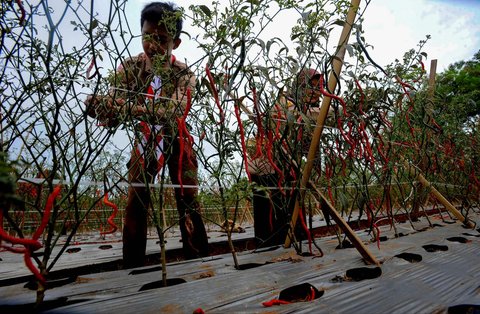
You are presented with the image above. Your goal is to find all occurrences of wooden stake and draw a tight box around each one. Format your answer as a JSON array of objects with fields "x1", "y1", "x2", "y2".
[
  {"x1": 309, "y1": 182, "x2": 380, "y2": 265},
  {"x1": 404, "y1": 158, "x2": 475, "y2": 228},
  {"x1": 411, "y1": 59, "x2": 438, "y2": 216},
  {"x1": 417, "y1": 173, "x2": 475, "y2": 228},
  {"x1": 285, "y1": 0, "x2": 361, "y2": 248},
  {"x1": 427, "y1": 59, "x2": 437, "y2": 101}
]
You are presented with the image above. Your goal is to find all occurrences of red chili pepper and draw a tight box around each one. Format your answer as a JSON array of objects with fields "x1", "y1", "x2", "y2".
[
  {"x1": 430, "y1": 117, "x2": 442, "y2": 133},
  {"x1": 405, "y1": 105, "x2": 416, "y2": 139},
  {"x1": 470, "y1": 169, "x2": 480, "y2": 188},
  {"x1": 266, "y1": 130, "x2": 285, "y2": 195},
  {"x1": 177, "y1": 118, "x2": 185, "y2": 196},
  {"x1": 359, "y1": 121, "x2": 375, "y2": 166},
  {"x1": 0, "y1": 221, "x2": 42, "y2": 250},
  {"x1": 262, "y1": 299, "x2": 291, "y2": 307},
  {"x1": 182, "y1": 88, "x2": 195, "y2": 163},
  {"x1": 289, "y1": 164, "x2": 297, "y2": 183},
  {"x1": 0, "y1": 186, "x2": 61, "y2": 285},
  {"x1": 24, "y1": 249, "x2": 46, "y2": 285},
  {"x1": 176, "y1": 88, "x2": 193, "y2": 196},
  {"x1": 205, "y1": 64, "x2": 225, "y2": 124},
  {"x1": 319, "y1": 76, "x2": 348, "y2": 117},
  {"x1": 376, "y1": 135, "x2": 389, "y2": 166},
  {"x1": 32, "y1": 185, "x2": 61, "y2": 240},
  {"x1": 252, "y1": 87, "x2": 264, "y2": 159},
  {"x1": 100, "y1": 192, "x2": 119, "y2": 235},
  {"x1": 86, "y1": 57, "x2": 97, "y2": 80},
  {"x1": 337, "y1": 117, "x2": 355, "y2": 156},
  {"x1": 396, "y1": 76, "x2": 415, "y2": 108},
  {"x1": 366, "y1": 202, "x2": 380, "y2": 249},
  {"x1": 354, "y1": 79, "x2": 366, "y2": 116},
  {"x1": 15, "y1": 0, "x2": 26, "y2": 25},
  {"x1": 296, "y1": 116, "x2": 304, "y2": 143},
  {"x1": 297, "y1": 206, "x2": 312, "y2": 254},
  {"x1": 1, "y1": 245, "x2": 26, "y2": 253},
  {"x1": 253, "y1": 135, "x2": 264, "y2": 160},
  {"x1": 413, "y1": 58, "x2": 426, "y2": 83},
  {"x1": 380, "y1": 111, "x2": 393, "y2": 130},
  {"x1": 325, "y1": 164, "x2": 335, "y2": 205},
  {"x1": 234, "y1": 104, "x2": 251, "y2": 182},
  {"x1": 273, "y1": 104, "x2": 283, "y2": 140},
  {"x1": 309, "y1": 287, "x2": 316, "y2": 301}
]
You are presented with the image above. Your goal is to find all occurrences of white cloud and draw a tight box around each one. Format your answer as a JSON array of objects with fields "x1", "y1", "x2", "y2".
[{"x1": 362, "y1": 0, "x2": 480, "y2": 71}]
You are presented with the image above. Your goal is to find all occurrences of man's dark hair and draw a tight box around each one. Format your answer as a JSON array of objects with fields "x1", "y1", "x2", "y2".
[{"x1": 141, "y1": 2, "x2": 183, "y2": 39}]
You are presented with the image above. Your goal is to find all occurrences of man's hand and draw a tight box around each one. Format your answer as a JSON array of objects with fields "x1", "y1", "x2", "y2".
[{"x1": 84, "y1": 95, "x2": 125, "y2": 127}]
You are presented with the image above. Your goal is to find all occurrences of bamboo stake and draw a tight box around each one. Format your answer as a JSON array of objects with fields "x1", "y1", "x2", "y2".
[
  {"x1": 406, "y1": 59, "x2": 473, "y2": 228},
  {"x1": 285, "y1": 0, "x2": 361, "y2": 247},
  {"x1": 308, "y1": 182, "x2": 380, "y2": 265},
  {"x1": 411, "y1": 59, "x2": 437, "y2": 216},
  {"x1": 415, "y1": 170, "x2": 475, "y2": 228},
  {"x1": 427, "y1": 59, "x2": 437, "y2": 100}
]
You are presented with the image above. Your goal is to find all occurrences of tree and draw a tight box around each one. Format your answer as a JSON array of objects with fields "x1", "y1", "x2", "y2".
[{"x1": 435, "y1": 50, "x2": 480, "y2": 132}]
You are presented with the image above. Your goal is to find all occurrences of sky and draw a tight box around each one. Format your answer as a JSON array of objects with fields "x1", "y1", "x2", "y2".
[
  {"x1": 125, "y1": 0, "x2": 480, "y2": 73},
  {"x1": 360, "y1": 0, "x2": 480, "y2": 72},
  {"x1": 4, "y1": 0, "x2": 479, "y2": 181},
  {"x1": 115, "y1": 0, "x2": 480, "y2": 169}
]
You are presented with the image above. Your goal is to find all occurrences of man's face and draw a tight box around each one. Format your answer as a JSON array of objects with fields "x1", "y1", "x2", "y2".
[
  {"x1": 303, "y1": 77, "x2": 322, "y2": 104},
  {"x1": 141, "y1": 20, "x2": 180, "y2": 65}
]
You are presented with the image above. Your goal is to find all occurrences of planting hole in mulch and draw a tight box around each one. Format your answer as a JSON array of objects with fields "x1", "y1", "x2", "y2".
[
  {"x1": 396, "y1": 232, "x2": 406, "y2": 237},
  {"x1": 432, "y1": 223, "x2": 443, "y2": 227},
  {"x1": 66, "y1": 247, "x2": 81, "y2": 254},
  {"x1": 98, "y1": 245, "x2": 112, "y2": 250},
  {"x1": 422, "y1": 244, "x2": 448, "y2": 252},
  {"x1": 129, "y1": 266, "x2": 162, "y2": 275},
  {"x1": 139, "y1": 278, "x2": 186, "y2": 291},
  {"x1": 379, "y1": 236, "x2": 388, "y2": 242},
  {"x1": 300, "y1": 251, "x2": 314, "y2": 257},
  {"x1": 345, "y1": 267, "x2": 382, "y2": 281},
  {"x1": 448, "y1": 304, "x2": 480, "y2": 314},
  {"x1": 25, "y1": 276, "x2": 78, "y2": 290},
  {"x1": 236, "y1": 262, "x2": 270, "y2": 270},
  {"x1": 335, "y1": 239, "x2": 354, "y2": 249},
  {"x1": 395, "y1": 252, "x2": 422, "y2": 263},
  {"x1": 446, "y1": 237, "x2": 471, "y2": 244},
  {"x1": 0, "y1": 297, "x2": 91, "y2": 312},
  {"x1": 278, "y1": 283, "x2": 323, "y2": 302}
]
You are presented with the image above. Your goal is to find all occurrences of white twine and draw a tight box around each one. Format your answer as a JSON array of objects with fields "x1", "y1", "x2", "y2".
[{"x1": 17, "y1": 177, "x2": 467, "y2": 191}]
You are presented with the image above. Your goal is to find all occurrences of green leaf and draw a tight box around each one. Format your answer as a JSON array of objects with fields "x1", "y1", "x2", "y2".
[
  {"x1": 332, "y1": 20, "x2": 345, "y2": 27},
  {"x1": 346, "y1": 44, "x2": 354, "y2": 58},
  {"x1": 256, "y1": 38, "x2": 265, "y2": 51},
  {"x1": 89, "y1": 19, "x2": 98, "y2": 32},
  {"x1": 198, "y1": 5, "x2": 212, "y2": 18}
]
